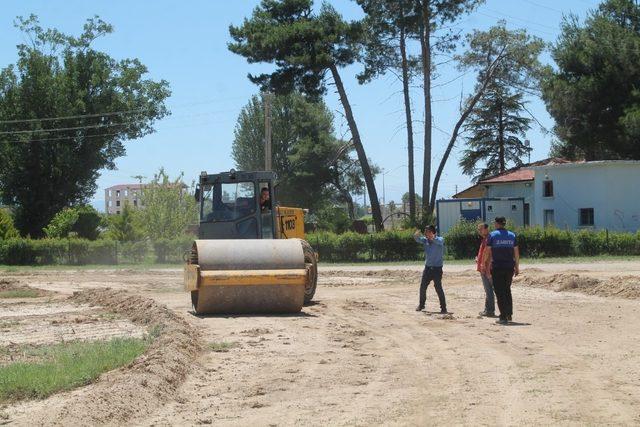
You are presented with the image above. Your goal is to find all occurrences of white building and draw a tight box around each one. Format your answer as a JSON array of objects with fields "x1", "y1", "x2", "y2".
[
  {"x1": 531, "y1": 161, "x2": 640, "y2": 232},
  {"x1": 104, "y1": 184, "x2": 145, "y2": 215}
]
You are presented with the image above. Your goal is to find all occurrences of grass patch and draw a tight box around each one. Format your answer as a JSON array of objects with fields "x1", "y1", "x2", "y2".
[
  {"x1": 207, "y1": 341, "x2": 237, "y2": 353},
  {"x1": 0, "y1": 337, "x2": 149, "y2": 402},
  {"x1": 0, "y1": 289, "x2": 40, "y2": 298}
]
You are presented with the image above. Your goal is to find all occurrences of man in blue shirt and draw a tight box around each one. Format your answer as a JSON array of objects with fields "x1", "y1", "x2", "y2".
[
  {"x1": 483, "y1": 217, "x2": 520, "y2": 325},
  {"x1": 414, "y1": 225, "x2": 447, "y2": 314}
]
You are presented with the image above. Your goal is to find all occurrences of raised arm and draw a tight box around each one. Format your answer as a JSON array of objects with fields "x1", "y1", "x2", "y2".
[{"x1": 414, "y1": 230, "x2": 427, "y2": 244}]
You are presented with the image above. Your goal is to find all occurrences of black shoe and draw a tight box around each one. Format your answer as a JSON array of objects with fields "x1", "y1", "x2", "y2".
[
  {"x1": 440, "y1": 309, "x2": 448, "y2": 314},
  {"x1": 479, "y1": 311, "x2": 496, "y2": 317},
  {"x1": 507, "y1": 315, "x2": 512, "y2": 321},
  {"x1": 495, "y1": 319, "x2": 508, "y2": 325},
  {"x1": 416, "y1": 306, "x2": 424, "y2": 312}
]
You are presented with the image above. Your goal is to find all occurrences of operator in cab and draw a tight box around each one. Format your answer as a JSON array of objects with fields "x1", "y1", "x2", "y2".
[{"x1": 260, "y1": 187, "x2": 272, "y2": 212}]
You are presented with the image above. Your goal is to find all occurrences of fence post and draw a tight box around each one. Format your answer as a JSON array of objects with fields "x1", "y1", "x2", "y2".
[
  {"x1": 369, "y1": 233, "x2": 374, "y2": 261},
  {"x1": 114, "y1": 240, "x2": 118, "y2": 265}
]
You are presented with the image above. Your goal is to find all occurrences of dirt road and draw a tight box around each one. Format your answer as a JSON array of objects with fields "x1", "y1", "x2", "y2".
[{"x1": 3, "y1": 262, "x2": 640, "y2": 425}]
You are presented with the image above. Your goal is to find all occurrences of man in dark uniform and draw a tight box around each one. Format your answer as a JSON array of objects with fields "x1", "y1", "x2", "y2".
[
  {"x1": 414, "y1": 225, "x2": 447, "y2": 314},
  {"x1": 484, "y1": 217, "x2": 520, "y2": 325}
]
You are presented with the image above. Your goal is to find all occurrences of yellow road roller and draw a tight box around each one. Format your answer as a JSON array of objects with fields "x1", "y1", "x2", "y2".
[{"x1": 184, "y1": 170, "x2": 317, "y2": 314}]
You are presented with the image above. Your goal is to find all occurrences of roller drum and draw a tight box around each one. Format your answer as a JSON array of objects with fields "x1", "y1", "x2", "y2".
[{"x1": 187, "y1": 239, "x2": 310, "y2": 314}]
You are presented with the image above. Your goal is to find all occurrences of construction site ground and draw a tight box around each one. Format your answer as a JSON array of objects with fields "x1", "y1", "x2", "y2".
[{"x1": 2, "y1": 260, "x2": 640, "y2": 425}]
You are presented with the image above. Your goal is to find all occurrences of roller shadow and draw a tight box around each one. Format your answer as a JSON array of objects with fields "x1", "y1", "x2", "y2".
[{"x1": 191, "y1": 311, "x2": 318, "y2": 319}]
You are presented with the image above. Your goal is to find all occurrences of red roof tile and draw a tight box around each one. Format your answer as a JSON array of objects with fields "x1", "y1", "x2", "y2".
[{"x1": 480, "y1": 169, "x2": 534, "y2": 183}]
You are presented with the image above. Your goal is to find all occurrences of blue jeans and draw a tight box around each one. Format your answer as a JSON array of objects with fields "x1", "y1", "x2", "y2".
[{"x1": 480, "y1": 273, "x2": 495, "y2": 314}]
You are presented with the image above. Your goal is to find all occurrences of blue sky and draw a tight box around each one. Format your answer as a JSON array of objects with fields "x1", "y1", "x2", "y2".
[{"x1": 0, "y1": 0, "x2": 601, "y2": 211}]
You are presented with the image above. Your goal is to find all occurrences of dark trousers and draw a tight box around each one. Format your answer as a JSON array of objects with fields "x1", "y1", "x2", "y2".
[
  {"x1": 492, "y1": 268, "x2": 514, "y2": 320},
  {"x1": 419, "y1": 266, "x2": 446, "y2": 311}
]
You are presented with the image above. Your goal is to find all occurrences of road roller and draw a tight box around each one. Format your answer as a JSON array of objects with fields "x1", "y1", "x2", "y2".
[{"x1": 184, "y1": 169, "x2": 318, "y2": 314}]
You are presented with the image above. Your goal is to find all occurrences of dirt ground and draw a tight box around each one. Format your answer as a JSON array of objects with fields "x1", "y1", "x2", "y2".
[{"x1": 2, "y1": 261, "x2": 640, "y2": 426}]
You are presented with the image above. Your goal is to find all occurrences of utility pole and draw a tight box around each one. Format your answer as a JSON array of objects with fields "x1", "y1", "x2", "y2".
[{"x1": 263, "y1": 92, "x2": 273, "y2": 171}]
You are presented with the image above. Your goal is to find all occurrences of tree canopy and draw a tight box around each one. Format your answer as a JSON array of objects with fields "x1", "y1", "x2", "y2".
[
  {"x1": 138, "y1": 168, "x2": 197, "y2": 241},
  {"x1": 232, "y1": 92, "x2": 373, "y2": 217},
  {"x1": 460, "y1": 89, "x2": 532, "y2": 182},
  {"x1": 542, "y1": 0, "x2": 640, "y2": 160},
  {"x1": 229, "y1": 0, "x2": 385, "y2": 230},
  {"x1": 232, "y1": 92, "x2": 339, "y2": 211},
  {"x1": 0, "y1": 15, "x2": 170, "y2": 237}
]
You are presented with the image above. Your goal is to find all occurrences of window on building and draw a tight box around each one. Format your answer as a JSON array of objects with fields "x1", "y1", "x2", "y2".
[
  {"x1": 543, "y1": 180, "x2": 554, "y2": 197},
  {"x1": 124, "y1": 189, "x2": 128, "y2": 197},
  {"x1": 116, "y1": 200, "x2": 120, "y2": 207},
  {"x1": 134, "y1": 199, "x2": 138, "y2": 207},
  {"x1": 543, "y1": 209, "x2": 555, "y2": 227},
  {"x1": 487, "y1": 205, "x2": 493, "y2": 212},
  {"x1": 580, "y1": 208, "x2": 594, "y2": 226},
  {"x1": 116, "y1": 190, "x2": 120, "y2": 197},
  {"x1": 511, "y1": 204, "x2": 518, "y2": 211},
  {"x1": 116, "y1": 210, "x2": 120, "y2": 215}
]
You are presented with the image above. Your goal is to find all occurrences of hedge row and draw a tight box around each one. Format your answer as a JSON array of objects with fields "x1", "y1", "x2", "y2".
[
  {"x1": 444, "y1": 220, "x2": 640, "y2": 259},
  {"x1": 0, "y1": 236, "x2": 194, "y2": 266},
  {"x1": 308, "y1": 223, "x2": 640, "y2": 262},
  {"x1": 308, "y1": 230, "x2": 423, "y2": 262}
]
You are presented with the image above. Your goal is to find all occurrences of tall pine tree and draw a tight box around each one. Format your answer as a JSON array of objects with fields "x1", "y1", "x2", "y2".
[{"x1": 459, "y1": 88, "x2": 532, "y2": 181}]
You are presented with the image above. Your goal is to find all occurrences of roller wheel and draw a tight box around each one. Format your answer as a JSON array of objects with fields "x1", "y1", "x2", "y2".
[
  {"x1": 191, "y1": 290, "x2": 199, "y2": 312},
  {"x1": 301, "y1": 239, "x2": 318, "y2": 304}
]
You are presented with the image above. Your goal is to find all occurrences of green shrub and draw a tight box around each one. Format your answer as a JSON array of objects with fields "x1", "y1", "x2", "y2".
[
  {"x1": 519, "y1": 227, "x2": 573, "y2": 257},
  {"x1": 152, "y1": 235, "x2": 194, "y2": 263},
  {"x1": 120, "y1": 241, "x2": 149, "y2": 263},
  {"x1": 444, "y1": 220, "x2": 482, "y2": 259},
  {"x1": 68, "y1": 239, "x2": 116, "y2": 265},
  {"x1": 43, "y1": 208, "x2": 79, "y2": 239},
  {"x1": 574, "y1": 230, "x2": 606, "y2": 256},
  {"x1": 607, "y1": 231, "x2": 640, "y2": 255},
  {"x1": 72, "y1": 206, "x2": 103, "y2": 240},
  {"x1": 32, "y1": 239, "x2": 67, "y2": 264},
  {"x1": 0, "y1": 239, "x2": 38, "y2": 265},
  {"x1": 0, "y1": 209, "x2": 19, "y2": 240},
  {"x1": 372, "y1": 230, "x2": 422, "y2": 261}
]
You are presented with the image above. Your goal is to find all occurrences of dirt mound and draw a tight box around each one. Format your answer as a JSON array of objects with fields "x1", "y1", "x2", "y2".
[
  {"x1": 12, "y1": 288, "x2": 201, "y2": 426},
  {"x1": 0, "y1": 279, "x2": 51, "y2": 297},
  {"x1": 516, "y1": 273, "x2": 640, "y2": 299}
]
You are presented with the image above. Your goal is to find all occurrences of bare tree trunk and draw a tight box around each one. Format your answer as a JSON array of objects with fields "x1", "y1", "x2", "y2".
[
  {"x1": 498, "y1": 98, "x2": 505, "y2": 173},
  {"x1": 430, "y1": 55, "x2": 505, "y2": 210},
  {"x1": 419, "y1": 0, "x2": 433, "y2": 217},
  {"x1": 399, "y1": 11, "x2": 416, "y2": 225},
  {"x1": 329, "y1": 63, "x2": 384, "y2": 231}
]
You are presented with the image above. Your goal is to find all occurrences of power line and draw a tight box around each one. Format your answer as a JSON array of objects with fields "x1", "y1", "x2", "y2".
[
  {"x1": 0, "y1": 108, "x2": 238, "y2": 136},
  {"x1": 483, "y1": 7, "x2": 560, "y2": 31},
  {"x1": 520, "y1": 0, "x2": 565, "y2": 14},
  {"x1": 0, "y1": 117, "x2": 234, "y2": 144},
  {"x1": 0, "y1": 95, "x2": 245, "y2": 125}
]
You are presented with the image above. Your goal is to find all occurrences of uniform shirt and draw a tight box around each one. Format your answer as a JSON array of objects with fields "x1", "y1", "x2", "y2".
[
  {"x1": 414, "y1": 235, "x2": 445, "y2": 267},
  {"x1": 487, "y1": 229, "x2": 518, "y2": 270}
]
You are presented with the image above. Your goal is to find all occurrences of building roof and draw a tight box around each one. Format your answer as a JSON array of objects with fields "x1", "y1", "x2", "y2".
[
  {"x1": 106, "y1": 183, "x2": 145, "y2": 190},
  {"x1": 452, "y1": 157, "x2": 570, "y2": 198},
  {"x1": 530, "y1": 160, "x2": 640, "y2": 170}
]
